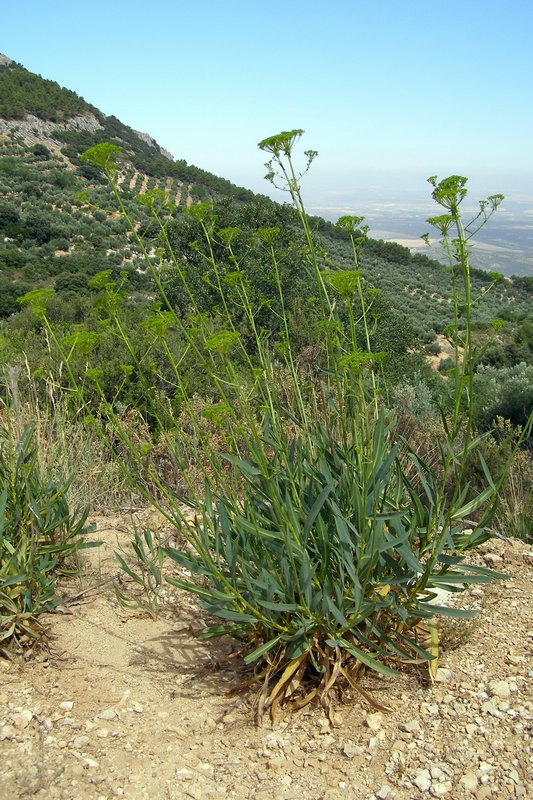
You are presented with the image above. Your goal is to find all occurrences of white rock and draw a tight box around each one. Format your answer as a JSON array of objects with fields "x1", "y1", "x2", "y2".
[
  {"x1": 83, "y1": 757, "x2": 99, "y2": 768},
  {"x1": 97, "y1": 707, "x2": 117, "y2": 721},
  {"x1": 72, "y1": 735, "x2": 90, "y2": 748},
  {"x1": 59, "y1": 701, "x2": 74, "y2": 711},
  {"x1": 435, "y1": 668, "x2": 453, "y2": 684},
  {"x1": 175, "y1": 768, "x2": 194, "y2": 780},
  {"x1": 431, "y1": 781, "x2": 453, "y2": 796},
  {"x1": 413, "y1": 768, "x2": 432, "y2": 792},
  {"x1": 343, "y1": 740, "x2": 363, "y2": 759},
  {"x1": 430, "y1": 766, "x2": 445, "y2": 780},
  {"x1": 376, "y1": 787, "x2": 392, "y2": 800},
  {"x1": 487, "y1": 680, "x2": 511, "y2": 700},
  {"x1": 400, "y1": 720, "x2": 422, "y2": 734},
  {"x1": 0, "y1": 724, "x2": 16, "y2": 740},
  {"x1": 11, "y1": 709, "x2": 33, "y2": 728},
  {"x1": 460, "y1": 772, "x2": 478, "y2": 791},
  {"x1": 365, "y1": 712, "x2": 384, "y2": 731}
]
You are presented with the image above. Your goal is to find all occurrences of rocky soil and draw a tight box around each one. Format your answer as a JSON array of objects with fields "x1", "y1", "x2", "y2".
[{"x1": 1, "y1": 512, "x2": 532, "y2": 800}]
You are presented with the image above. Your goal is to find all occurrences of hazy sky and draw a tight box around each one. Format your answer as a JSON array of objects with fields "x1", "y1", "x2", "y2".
[{"x1": 2, "y1": 0, "x2": 533, "y2": 212}]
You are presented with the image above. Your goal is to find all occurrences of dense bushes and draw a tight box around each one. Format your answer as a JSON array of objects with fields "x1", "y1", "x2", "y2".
[{"x1": 474, "y1": 362, "x2": 533, "y2": 431}]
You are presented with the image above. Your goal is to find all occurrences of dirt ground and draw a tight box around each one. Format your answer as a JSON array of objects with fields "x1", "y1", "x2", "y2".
[{"x1": 1, "y1": 511, "x2": 532, "y2": 800}]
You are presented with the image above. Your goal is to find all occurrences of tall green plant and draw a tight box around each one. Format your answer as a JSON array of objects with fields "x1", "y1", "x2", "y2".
[
  {"x1": 0, "y1": 387, "x2": 97, "y2": 651},
  {"x1": 20, "y1": 133, "x2": 530, "y2": 718}
]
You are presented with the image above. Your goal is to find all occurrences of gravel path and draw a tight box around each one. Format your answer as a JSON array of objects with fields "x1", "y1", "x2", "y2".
[{"x1": 1, "y1": 514, "x2": 532, "y2": 800}]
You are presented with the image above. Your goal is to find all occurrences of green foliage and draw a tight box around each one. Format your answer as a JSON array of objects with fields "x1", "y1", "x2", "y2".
[
  {"x1": 28, "y1": 130, "x2": 529, "y2": 720},
  {"x1": 0, "y1": 62, "x2": 99, "y2": 121},
  {"x1": 165, "y1": 410, "x2": 501, "y2": 720},
  {"x1": 474, "y1": 363, "x2": 533, "y2": 432},
  {"x1": 390, "y1": 373, "x2": 437, "y2": 423},
  {"x1": 114, "y1": 527, "x2": 164, "y2": 617},
  {"x1": 0, "y1": 417, "x2": 96, "y2": 652}
]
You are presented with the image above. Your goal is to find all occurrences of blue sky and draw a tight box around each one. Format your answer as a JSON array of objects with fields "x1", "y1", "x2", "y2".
[{"x1": 2, "y1": 0, "x2": 533, "y2": 216}]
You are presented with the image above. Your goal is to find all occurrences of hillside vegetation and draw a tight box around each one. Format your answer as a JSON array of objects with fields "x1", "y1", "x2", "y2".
[
  {"x1": 0, "y1": 61, "x2": 532, "y2": 535},
  {"x1": 0, "y1": 57, "x2": 532, "y2": 756}
]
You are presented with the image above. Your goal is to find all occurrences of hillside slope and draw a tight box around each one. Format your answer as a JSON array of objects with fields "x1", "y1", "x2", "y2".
[{"x1": 0, "y1": 56, "x2": 531, "y2": 351}]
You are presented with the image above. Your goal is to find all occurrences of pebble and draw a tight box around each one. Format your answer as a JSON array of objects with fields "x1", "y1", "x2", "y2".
[
  {"x1": 431, "y1": 781, "x2": 453, "y2": 796},
  {"x1": 434, "y1": 668, "x2": 453, "y2": 683},
  {"x1": 342, "y1": 741, "x2": 363, "y2": 759},
  {"x1": 11, "y1": 709, "x2": 33, "y2": 728},
  {"x1": 72, "y1": 735, "x2": 90, "y2": 747},
  {"x1": 97, "y1": 707, "x2": 118, "y2": 721},
  {"x1": 460, "y1": 772, "x2": 479, "y2": 791},
  {"x1": 365, "y1": 712, "x2": 384, "y2": 732},
  {"x1": 399, "y1": 720, "x2": 421, "y2": 734},
  {"x1": 413, "y1": 768, "x2": 432, "y2": 792},
  {"x1": 487, "y1": 680, "x2": 511, "y2": 700},
  {"x1": 1, "y1": 724, "x2": 17, "y2": 740},
  {"x1": 376, "y1": 787, "x2": 392, "y2": 800}
]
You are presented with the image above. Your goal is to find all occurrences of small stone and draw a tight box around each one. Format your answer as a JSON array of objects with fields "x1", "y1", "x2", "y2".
[
  {"x1": 83, "y1": 757, "x2": 99, "y2": 769},
  {"x1": 96, "y1": 707, "x2": 117, "y2": 721},
  {"x1": 483, "y1": 553, "x2": 503, "y2": 565},
  {"x1": 431, "y1": 782, "x2": 453, "y2": 797},
  {"x1": 399, "y1": 720, "x2": 421, "y2": 734},
  {"x1": 72, "y1": 735, "x2": 90, "y2": 748},
  {"x1": 280, "y1": 775, "x2": 292, "y2": 786},
  {"x1": 189, "y1": 618, "x2": 207, "y2": 635},
  {"x1": 364, "y1": 712, "x2": 384, "y2": 732},
  {"x1": 430, "y1": 766, "x2": 445, "y2": 781},
  {"x1": 413, "y1": 768, "x2": 432, "y2": 792},
  {"x1": 131, "y1": 702, "x2": 144, "y2": 713},
  {"x1": 175, "y1": 768, "x2": 194, "y2": 780},
  {"x1": 59, "y1": 701, "x2": 74, "y2": 711},
  {"x1": 343, "y1": 741, "x2": 363, "y2": 759},
  {"x1": 487, "y1": 680, "x2": 511, "y2": 700},
  {"x1": 11, "y1": 709, "x2": 33, "y2": 728},
  {"x1": 376, "y1": 787, "x2": 392, "y2": 800},
  {"x1": 475, "y1": 787, "x2": 492, "y2": 800},
  {"x1": 267, "y1": 756, "x2": 285, "y2": 772},
  {"x1": 435, "y1": 668, "x2": 453, "y2": 683},
  {"x1": 0, "y1": 724, "x2": 16, "y2": 740},
  {"x1": 460, "y1": 772, "x2": 479, "y2": 791},
  {"x1": 391, "y1": 739, "x2": 407, "y2": 752}
]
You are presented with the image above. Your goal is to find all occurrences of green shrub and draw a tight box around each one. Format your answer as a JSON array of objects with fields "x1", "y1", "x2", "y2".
[
  {"x1": 474, "y1": 362, "x2": 533, "y2": 432},
  {"x1": 0, "y1": 402, "x2": 97, "y2": 652}
]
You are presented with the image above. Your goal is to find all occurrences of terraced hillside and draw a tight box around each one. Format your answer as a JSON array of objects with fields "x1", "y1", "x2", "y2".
[{"x1": 1, "y1": 55, "x2": 532, "y2": 360}]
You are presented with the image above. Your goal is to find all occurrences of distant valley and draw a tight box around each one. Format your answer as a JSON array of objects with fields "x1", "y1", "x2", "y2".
[{"x1": 310, "y1": 198, "x2": 533, "y2": 277}]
